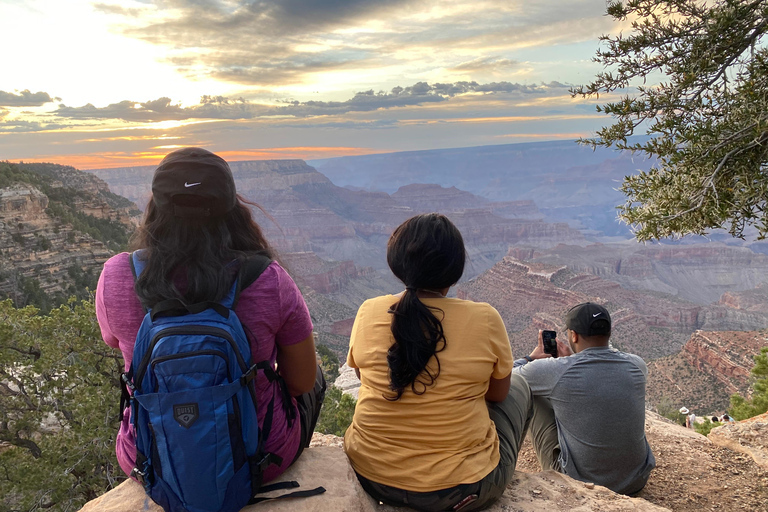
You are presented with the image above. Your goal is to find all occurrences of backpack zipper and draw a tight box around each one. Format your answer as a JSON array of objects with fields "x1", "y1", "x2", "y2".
[
  {"x1": 151, "y1": 349, "x2": 231, "y2": 393},
  {"x1": 135, "y1": 326, "x2": 248, "y2": 390}
]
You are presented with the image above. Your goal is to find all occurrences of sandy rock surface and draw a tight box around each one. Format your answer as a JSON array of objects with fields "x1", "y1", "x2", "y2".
[
  {"x1": 79, "y1": 432, "x2": 668, "y2": 512},
  {"x1": 516, "y1": 411, "x2": 768, "y2": 511},
  {"x1": 80, "y1": 414, "x2": 768, "y2": 512},
  {"x1": 708, "y1": 411, "x2": 768, "y2": 471}
]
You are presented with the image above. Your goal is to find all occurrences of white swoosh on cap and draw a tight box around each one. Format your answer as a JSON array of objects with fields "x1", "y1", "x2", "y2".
[
  {"x1": 592, "y1": 312, "x2": 602, "y2": 317},
  {"x1": 184, "y1": 182, "x2": 201, "y2": 188}
]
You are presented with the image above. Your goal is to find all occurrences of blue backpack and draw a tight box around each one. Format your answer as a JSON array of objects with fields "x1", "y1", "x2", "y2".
[{"x1": 120, "y1": 251, "x2": 324, "y2": 512}]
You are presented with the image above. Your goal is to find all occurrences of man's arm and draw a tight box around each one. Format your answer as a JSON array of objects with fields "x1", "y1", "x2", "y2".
[
  {"x1": 514, "y1": 329, "x2": 572, "y2": 367},
  {"x1": 512, "y1": 330, "x2": 573, "y2": 396}
]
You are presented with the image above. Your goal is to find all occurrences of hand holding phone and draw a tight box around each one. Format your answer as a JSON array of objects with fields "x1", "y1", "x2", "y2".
[{"x1": 542, "y1": 330, "x2": 558, "y2": 358}]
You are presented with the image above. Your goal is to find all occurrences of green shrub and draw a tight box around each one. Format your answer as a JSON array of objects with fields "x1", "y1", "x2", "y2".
[
  {"x1": 316, "y1": 386, "x2": 356, "y2": 437},
  {"x1": 695, "y1": 418, "x2": 722, "y2": 436},
  {"x1": 730, "y1": 346, "x2": 768, "y2": 420},
  {"x1": 0, "y1": 299, "x2": 124, "y2": 511}
]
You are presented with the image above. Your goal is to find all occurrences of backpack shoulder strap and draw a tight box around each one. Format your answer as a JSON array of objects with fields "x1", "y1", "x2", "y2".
[
  {"x1": 129, "y1": 250, "x2": 149, "y2": 314},
  {"x1": 232, "y1": 254, "x2": 272, "y2": 309},
  {"x1": 130, "y1": 250, "x2": 147, "y2": 280}
]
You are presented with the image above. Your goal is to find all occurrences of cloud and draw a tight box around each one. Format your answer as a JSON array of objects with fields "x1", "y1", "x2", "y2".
[
  {"x1": 94, "y1": 0, "x2": 610, "y2": 87},
  {"x1": 96, "y1": 0, "x2": 412, "y2": 86},
  {"x1": 53, "y1": 80, "x2": 571, "y2": 122},
  {"x1": 450, "y1": 57, "x2": 517, "y2": 72},
  {"x1": 280, "y1": 120, "x2": 397, "y2": 130},
  {"x1": 0, "y1": 120, "x2": 68, "y2": 133},
  {"x1": 0, "y1": 108, "x2": 8, "y2": 120},
  {"x1": 0, "y1": 90, "x2": 55, "y2": 107}
]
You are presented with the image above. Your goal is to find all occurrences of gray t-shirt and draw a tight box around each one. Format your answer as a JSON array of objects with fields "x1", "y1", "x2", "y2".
[{"x1": 513, "y1": 346, "x2": 655, "y2": 494}]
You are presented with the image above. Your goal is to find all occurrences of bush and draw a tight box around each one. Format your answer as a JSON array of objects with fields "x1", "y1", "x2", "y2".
[
  {"x1": 0, "y1": 299, "x2": 124, "y2": 511},
  {"x1": 316, "y1": 343, "x2": 341, "y2": 382},
  {"x1": 694, "y1": 418, "x2": 722, "y2": 436},
  {"x1": 730, "y1": 346, "x2": 768, "y2": 420},
  {"x1": 316, "y1": 386, "x2": 356, "y2": 437}
]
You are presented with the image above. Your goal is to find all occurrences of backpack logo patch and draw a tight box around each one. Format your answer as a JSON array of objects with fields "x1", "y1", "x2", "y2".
[{"x1": 174, "y1": 403, "x2": 199, "y2": 428}]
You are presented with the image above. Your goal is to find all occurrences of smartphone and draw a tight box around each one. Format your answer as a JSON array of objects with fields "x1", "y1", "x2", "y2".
[{"x1": 542, "y1": 330, "x2": 558, "y2": 358}]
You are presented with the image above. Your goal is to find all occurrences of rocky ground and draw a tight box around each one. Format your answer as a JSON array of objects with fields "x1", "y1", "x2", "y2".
[{"x1": 516, "y1": 412, "x2": 768, "y2": 511}]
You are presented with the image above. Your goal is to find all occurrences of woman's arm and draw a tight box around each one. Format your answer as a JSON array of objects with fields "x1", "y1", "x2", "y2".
[
  {"x1": 276, "y1": 334, "x2": 318, "y2": 397},
  {"x1": 485, "y1": 372, "x2": 511, "y2": 402}
]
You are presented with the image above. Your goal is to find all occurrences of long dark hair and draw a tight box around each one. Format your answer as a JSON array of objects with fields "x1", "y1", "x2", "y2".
[
  {"x1": 386, "y1": 213, "x2": 466, "y2": 400},
  {"x1": 130, "y1": 194, "x2": 275, "y2": 307}
]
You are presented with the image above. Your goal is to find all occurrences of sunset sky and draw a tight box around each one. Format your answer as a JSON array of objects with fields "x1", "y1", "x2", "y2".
[{"x1": 0, "y1": 0, "x2": 631, "y2": 169}]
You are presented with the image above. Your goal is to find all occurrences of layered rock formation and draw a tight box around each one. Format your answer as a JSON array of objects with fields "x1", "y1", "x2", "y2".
[
  {"x1": 515, "y1": 242, "x2": 768, "y2": 305},
  {"x1": 720, "y1": 283, "x2": 768, "y2": 314},
  {"x1": 456, "y1": 256, "x2": 768, "y2": 360},
  {"x1": 0, "y1": 162, "x2": 141, "y2": 306},
  {"x1": 647, "y1": 331, "x2": 766, "y2": 413},
  {"x1": 0, "y1": 186, "x2": 112, "y2": 300},
  {"x1": 281, "y1": 251, "x2": 391, "y2": 308}
]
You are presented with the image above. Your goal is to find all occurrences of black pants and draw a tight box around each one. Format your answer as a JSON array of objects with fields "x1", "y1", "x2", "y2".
[
  {"x1": 356, "y1": 374, "x2": 532, "y2": 512},
  {"x1": 290, "y1": 365, "x2": 327, "y2": 465}
]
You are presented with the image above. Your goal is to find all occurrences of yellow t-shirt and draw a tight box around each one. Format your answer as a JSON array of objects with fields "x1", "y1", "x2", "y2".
[{"x1": 343, "y1": 295, "x2": 513, "y2": 492}]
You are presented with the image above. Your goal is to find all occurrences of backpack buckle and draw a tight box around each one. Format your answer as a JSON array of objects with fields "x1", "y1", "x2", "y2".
[
  {"x1": 240, "y1": 364, "x2": 259, "y2": 387},
  {"x1": 256, "y1": 452, "x2": 282, "y2": 472},
  {"x1": 130, "y1": 467, "x2": 147, "y2": 484},
  {"x1": 121, "y1": 373, "x2": 135, "y2": 392}
]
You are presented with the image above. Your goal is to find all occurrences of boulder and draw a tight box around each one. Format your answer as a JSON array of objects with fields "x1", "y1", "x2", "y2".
[
  {"x1": 708, "y1": 412, "x2": 768, "y2": 470},
  {"x1": 79, "y1": 433, "x2": 668, "y2": 512}
]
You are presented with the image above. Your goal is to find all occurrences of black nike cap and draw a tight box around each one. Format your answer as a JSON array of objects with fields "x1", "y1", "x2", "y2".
[
  {"x1": 564, "y1": 302, "x2": 612, "y2": 336},
  {"x1": 151, "y1": 147, "x2": 237, "y2": 218}
]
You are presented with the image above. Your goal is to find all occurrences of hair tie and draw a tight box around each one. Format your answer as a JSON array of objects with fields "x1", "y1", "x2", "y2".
[{"x1": 405, "y1": 286, "x2": 417, "y2": 292}]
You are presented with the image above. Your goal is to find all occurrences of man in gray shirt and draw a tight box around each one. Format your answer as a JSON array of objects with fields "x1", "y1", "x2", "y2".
[{"x1": 512, "y1": 302, "x2": 655, "y2": 495}]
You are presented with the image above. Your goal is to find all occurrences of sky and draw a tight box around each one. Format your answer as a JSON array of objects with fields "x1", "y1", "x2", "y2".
[{"x1": 0, "y1": 0, "x2": 631, "y2": 169}]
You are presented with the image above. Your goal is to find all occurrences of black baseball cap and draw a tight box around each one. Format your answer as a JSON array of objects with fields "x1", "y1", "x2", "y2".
[
  {"x1": 151, "y1": 147, "x2": 237, "y2": 218},
  {"x1": 565, "y1": 302, "x2": 612, "y2": 336}
]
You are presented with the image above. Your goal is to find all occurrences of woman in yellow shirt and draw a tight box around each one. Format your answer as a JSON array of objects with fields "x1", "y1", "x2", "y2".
[{"x1": 344, "y1": 213, "x2": 532, "y2": 512}]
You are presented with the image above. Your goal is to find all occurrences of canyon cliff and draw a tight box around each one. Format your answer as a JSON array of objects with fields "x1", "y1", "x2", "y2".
[
  {"x1": 457, "y1": 255, "x2": 768, "y2": 361},
  {"x1": 647, "y1": 330, "x2": 767, "y2": 413},
  {"x1": 508, "y1": 242, "x2": 768, "y2": 305},
  {"x1": 0, "y1": 162, "x2": 140, "y2": 306}
]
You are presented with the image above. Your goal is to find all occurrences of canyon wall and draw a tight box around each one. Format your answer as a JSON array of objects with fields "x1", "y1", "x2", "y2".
[
  {"x1": 458, "y1": 256, "x2": 768, "y2": 360},
  {"x1": 517, "y1": 243, "x2": 768, "y2": 304},
  {"x1": 0, "y1": 185, "x2": 117, "y2": 300},
  {"x1": 647, "y1": 330, "x2": 766, "y2": 413}
]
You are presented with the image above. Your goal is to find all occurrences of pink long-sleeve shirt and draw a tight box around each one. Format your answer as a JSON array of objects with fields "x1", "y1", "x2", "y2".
[{"x1": 95, "y1": 252, "x2": 312, "y2": 483}]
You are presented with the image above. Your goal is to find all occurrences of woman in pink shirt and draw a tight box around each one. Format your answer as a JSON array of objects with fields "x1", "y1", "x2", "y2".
[{"x1": 96, "y1": 147, "x2": 325, "y2": 489}]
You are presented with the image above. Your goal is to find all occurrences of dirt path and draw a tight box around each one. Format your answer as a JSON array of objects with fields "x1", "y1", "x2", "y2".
[{"x1": 515, "y1": 413, "x2": 768, "y2": 511}]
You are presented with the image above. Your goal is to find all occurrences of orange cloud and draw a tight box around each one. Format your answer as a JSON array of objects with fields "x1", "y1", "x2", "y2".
[
  {"x1": 496, "y1": 132, "x2": 590, "y2": 139},
  {"x1": 217, "y1": 147, "x2": 382, "y2": 161},
  {"x1": 15, "y1": 146, "x2": 383, "y2": 170}
]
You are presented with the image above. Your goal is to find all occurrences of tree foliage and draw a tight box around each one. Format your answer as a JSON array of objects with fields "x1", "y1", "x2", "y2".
[
  {"x1": 573, "y1": 0, "x2": 768, "y2": 240},
  {"x1": 729, "y1": 345, "x2": 768, "y2": 420},
  {"x1": 316, "y1": 343, "x2": 340, "y2": 382},
  {"x1": 694, "y1": 417, "x2": 722, "y2": 436},
  {"x1": 0, "y1": 299, "x2": 124, "y2": 511},
  {"x1": 316, "y1": 386, "x2": 356, "y2": 437}
]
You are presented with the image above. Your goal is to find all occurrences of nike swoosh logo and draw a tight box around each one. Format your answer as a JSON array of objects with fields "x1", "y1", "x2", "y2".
[
  {"x1": 184, "y1": 182, "x2": 201, "y2": 188},
  {"x1": 592, "y1": 312, "x2": 602, "y2": 317}
]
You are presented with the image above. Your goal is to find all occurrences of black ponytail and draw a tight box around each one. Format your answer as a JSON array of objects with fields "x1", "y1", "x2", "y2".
[{"x1": 385, "y1": 214, "x2": 466, "y2": 400}]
